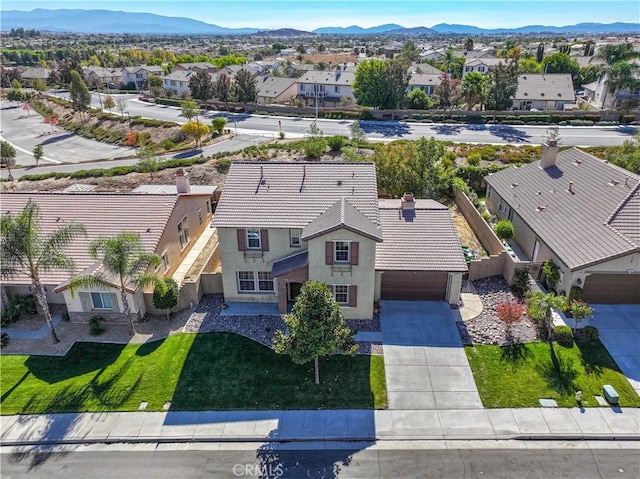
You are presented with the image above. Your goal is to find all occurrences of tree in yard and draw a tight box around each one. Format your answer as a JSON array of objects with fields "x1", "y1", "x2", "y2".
[
  {"x1": 518, "y1": 58, "x2": 542, "y2": 74},
  {"x1": 32, "y1": 78, "x2": 46, "y2": 95},
  {"x1": 350, "y1": 120, "x2": 366, "y2": 152},
  {"x1": 385, "y1": 58, "x2": 411, "y2": 111},
  {"x1": 459, "y1": 71, "x2": 487, "y2": 110},
  {"x1": 433, "y1": 73, "x2": 459, "y2": 110},
  {"x1": 353, "y1": 58, "x2": 388, "y2": 109},
  {"x1": 69, "y1": 232, "x2": 161, "y2": 336},
  {"x1": 464, "y1": 37, "x2": 474, "y2": 52},
  {"x1": 232, "y1": 69, "x2": 258, "y2": 103},
  {"x1": 541, "y1": 53, "x2": 580, "y2": 85},
  {"x1": 1, "y1": 200, "x2": 86, "y2": 343},
  {"x1": 303, "y1": 123, "x2": 327, "y2": 159},
  {"x1": 69, "y1": 70, "x2": 91, "y2": 122},
  {"x1": 496, "y1": 299, "x2": 527, "y2": 339},
  {"x1": 1, "y1": 141, "x2": 16, "y2": 180},
  {"x1": 33, "y1": 144, "x2": 44, "y2": 167},
  {"x1": 406, "y1": 88, "x2": 433, "y2": 110},
  {"x1": 527, "y1": 292, "x2": 568, "y2": 340},
  {"x1": 116, "y1": 98, "x2": 127, "y2": 118},
  {"x1": 135, "y1": 145, "x2": 159, "y2": 180},
  {"x1": 568, "y1": 300, "x2": 594, "y2": 335},
  {"x1": 536, "y1": 43, "x2": 545, "y2": 63},
  {"x1": 152, "y1": 278, "x2": 180, "y2": 320},
  {"x1": 189, "y1": 69, "x2": 215, "y2": 102},
  {"x1": 181, "y1": 120, "x2": 209, "y2": 149},
  {"x1": 399, "y1": 40, "x2": 420, "y2": 63},
  {"x1": 145, "y1": 74, "x2": 164, "y2": 97},
  {"x1": 215, "y1": 72, "x2": 232, "y2": 108},
  {"x1": 597, "y1": 61, "x2": 640, "y2": 109},
  {"x1": 273, "y1": 281, "x2": 357, "y2": 385},
  {"x1": 485, "y1": 61, "x2": 518, "y2": 111},
  {"x1": 596, "y1": 43, "x2": 640, "y2": 66},
  {"x1": 210, "y1": 116, "x2": 227, "y2": 134},
  {"x1": 494, "y1": 219, "x2": 514, "y2": 241},
  {"x1": 181, "y1": 99, "x2": 201, "y2": 122},
  {"x1": 103, "y1": 95, "x2": 116, "y2": 113}
]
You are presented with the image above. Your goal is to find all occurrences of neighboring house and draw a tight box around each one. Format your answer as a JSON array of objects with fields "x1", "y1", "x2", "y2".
[
  {"x1": 408, "y1": 72, "x2": 443, "y2": 96},
  {"x1": 279, "y1": 48, "x2": 296, "y2": 57},
  {"x1": 121, "y1": 65, "x2": 165, "y2": 90},
  {"x1": 162, "y1": 70, "x2": 201, "y2": 97},
  {"x1": 2, "y1": 171, "x2": 217, "y2": 321},
  {"x1": 82, "y1": 66, "x2": 123, "y2": 88},
  {"x1": 219, "y1": 65, "x2": 261, "y2": 78},
  {"x1": 255, "y1": 76, "x2": 298, "y2": 104},
  {"x1": 20, "y1": 67, "x2": 52, "y2": 85},
  {"x1": 512, "y1": 73, "x2": 575, "y2": 110},
  {"x1": 408, "y1": 64, "x2": 444, "y2": 75},
  {"x1": 212, "y1": 162, "x2": 467, "y2": 319},
  {"x1": 296, "y1": 70, "x2": 356, "y2": 108},
  {"x1": 462, "y1": 57, "x2": 505, "y2": 77},
  {"x1": 284, "y1": 63, "x2": 317, "y2": 77},
  {"x1": 583, "y1": 65, "x2": 640, "y2": 110},
  {"x1": 171, "y1": 62, "x2": 218, "y2": 74},
  {"x1": 484, "y1": 146, "x2": 640, "y2": 304}
]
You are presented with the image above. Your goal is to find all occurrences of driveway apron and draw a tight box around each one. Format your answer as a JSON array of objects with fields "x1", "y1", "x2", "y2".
[{"x1": 380, "y1": 301, "x2": 482, "y2": 410}]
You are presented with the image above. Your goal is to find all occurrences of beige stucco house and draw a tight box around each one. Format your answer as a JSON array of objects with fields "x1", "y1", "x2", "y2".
[
  {"x1": 2, "y1": 171, "x2": 218, "y2": 321},
  {"x1": 484, "y1": 146, "x2": 640, "y2": 303},
  {"x1": 212, "y1": 162, "x2": 467, "y2": 319}
]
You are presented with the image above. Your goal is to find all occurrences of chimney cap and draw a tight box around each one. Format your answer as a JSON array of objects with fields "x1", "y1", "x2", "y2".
[
  {"x1": 176, "y1": 168, "x2": 185, "y2": 176},
  {"x1": 402, "y1": 192, "x2": 415, "y2": 202}
]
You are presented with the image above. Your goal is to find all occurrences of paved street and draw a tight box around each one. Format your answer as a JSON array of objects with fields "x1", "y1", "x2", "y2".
[{"x1": 2, "y1": 442, "x2": 639, "y2": 479}]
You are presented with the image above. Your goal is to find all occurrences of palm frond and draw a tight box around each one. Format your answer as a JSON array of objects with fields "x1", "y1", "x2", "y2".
[{"x1": 66, "y1": 274, "x2": 115, "y2": 297}]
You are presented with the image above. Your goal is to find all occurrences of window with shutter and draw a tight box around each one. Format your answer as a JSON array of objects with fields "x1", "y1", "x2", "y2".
[
  {"x1": 348, "y1": 285, "x2": 357, "y2": 307},
  {"x1": 334, "y1": 285, "x2": 349, "y2": 304},
  {"x1": 350, "y1": 242, "x2": 359, "y2": 265},
  {"x1": 237, "y1": 229, "x2": 246, "y2": 251},
  {"x1": 325, "y1": 242, "x2": 333, "y2": 265},
  {"x1": 260, "y1": 229, "x2": 269, "y2": 251}
]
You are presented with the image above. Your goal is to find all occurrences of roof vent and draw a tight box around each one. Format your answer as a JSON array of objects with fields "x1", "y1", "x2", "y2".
[
  {"x1": 536, "y1": 205, "x2": 547, "y2": 212},
  {"x1": 541, "y1": 92, "x2": 545, "y2": 97},
  {"x1": 609, "y1": 179, "x2": 620, "y2": 186},
  {"x1": 511, "y1": 182, "x2": 519, "y2": 188},
  {"x1": 537, "y1": 190, "x2": 542, "y2": 195},
  {"x1": 337, "y1": 180, "x2": 342, "y2": 186},
  {"x1": 567, "y1": 181, "x2": 574, "y2": 194},
  {"x1": 625, "y1": 177, "x2": 630, "y2": 187},
  {"x1": 574, "y1": 159, "x2": 583, "y2": 165}
]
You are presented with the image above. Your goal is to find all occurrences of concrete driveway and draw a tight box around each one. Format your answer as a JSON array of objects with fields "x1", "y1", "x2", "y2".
[
  {"x1": 579, "y1": 304, "x2": 640, "y2": 395},
  {"x1": 380, "y1": 301, "x2": 482, "y2": 410}
]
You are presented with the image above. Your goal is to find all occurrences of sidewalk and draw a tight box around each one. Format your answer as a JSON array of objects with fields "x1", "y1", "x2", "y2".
[{"x1": 1, "y1": 407, "x2": 638, "y2": 446}]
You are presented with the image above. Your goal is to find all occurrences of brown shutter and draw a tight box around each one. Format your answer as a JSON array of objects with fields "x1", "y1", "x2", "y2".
[
  {"x1": 348, "y1": 285, "x2": 357, "y2": 307},
  {"x1": 350, "y1": 242, "x2": 359, "y2": 265},
  {"x1": 260, "y1": 229, "x2": 269, "y2": 251},
  {"x1": 325, "y1": 242, "x2": 333, "y2": 265},
  {"x1": 237, "y1": 229, "x2": 246, "y2": 251}
]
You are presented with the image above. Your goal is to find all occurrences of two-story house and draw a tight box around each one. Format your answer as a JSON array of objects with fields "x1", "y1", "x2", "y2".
[
  {"x1": 162, "y1": 70, "x2": 204, "y2": 98},
  {"x1": 121, "y1": 65, "x2": 165, "y2": 90},
  {"x1": 83, "y1": 66, "x2": 123, "y2": 89},
  {"x1": 484, "y1": 145, "x2": 640, "y2": 304},
  {"x1": 296, "y1": 70, "x2": 356, "y2": 108},
  {"x1": 462, "y1": 57, "x2": 504, "y2": 77},
  {"x1": 512, "y1": 74, "x2": 575, "y2": 111},
  {"x1": 212, "y1": 163, "x2": 468, "y2": 319}
]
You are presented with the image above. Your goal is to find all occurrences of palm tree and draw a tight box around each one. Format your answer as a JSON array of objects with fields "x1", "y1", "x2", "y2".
[
  {"x1": 459, "y1": 72, "x2": 487, "y2": 110},
  {"x1": 527, "y1": 292, "x2": 568, "y2": 339},
  {"x1": 1, "y1": 200, "x2": 86, "y2": 343},
  {"x1": 597, "y1": 61, "x2": 639, "y2": 109},
  {"x1": 596, "y1": 43, "x2": 640, "y2": 66},
  {"x1": 69, "y1": 232, "x2": 161, "y2": 336}
]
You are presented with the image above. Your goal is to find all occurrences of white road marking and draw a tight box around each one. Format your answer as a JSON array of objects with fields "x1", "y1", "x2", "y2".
[{"x1": 0, "y1": 136, "x2": 62, "y2": 164}]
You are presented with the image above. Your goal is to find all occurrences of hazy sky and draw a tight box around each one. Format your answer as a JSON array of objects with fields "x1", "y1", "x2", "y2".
[{"x1": 3, "y1": 0, "x2": 639, "y2": 30}]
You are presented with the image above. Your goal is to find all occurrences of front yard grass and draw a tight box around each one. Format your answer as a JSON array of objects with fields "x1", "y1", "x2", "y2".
[
  {"x1": 465, "y1": 340, "x2": 640, "y2": 408},
  {"x1": 0, "y1": 332, "x2": 387, "y2": 414}
]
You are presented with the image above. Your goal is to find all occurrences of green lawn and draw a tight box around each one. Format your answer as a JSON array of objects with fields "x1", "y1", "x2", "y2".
[
  {"x1": 0, "y1": 333, "x2": 387, "y2": 415},
  {"x1": 465, "y1": 340, "x2": 640, "y2": 408}
]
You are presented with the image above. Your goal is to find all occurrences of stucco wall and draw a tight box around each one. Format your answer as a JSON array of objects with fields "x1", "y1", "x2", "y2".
[
  {"x1": 455, "y1": 190, "x2": 503, "y2": 255},
  {"x1": 446, "y1": 273, "x2": 463, "y2": 304},
  {"x1": 62, "y1": 287, "x2": 145, "y2": 322}
]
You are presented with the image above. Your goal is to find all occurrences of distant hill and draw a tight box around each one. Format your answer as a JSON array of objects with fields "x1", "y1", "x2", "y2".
[
  {"x1": 313, "y1": 24, "x2": 403, "y2": 34},
  {"x1": 1, "y1": 9, "x2": 259, "y2": 34},
  {"x1": 255, "y1": 28, "x2": 316, "y2": 37},
  {"x1": 431, "y1": 22, "x2": 640, "y2": 34},
  {"x1": 386, "y1": 26, "x2": 437, "y2": 35}
]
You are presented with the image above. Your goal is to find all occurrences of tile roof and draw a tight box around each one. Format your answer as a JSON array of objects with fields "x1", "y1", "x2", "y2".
[
  {"x1": 408, "y1": 64, "x2": 443, "y2": 75},
  {"x1": 485, "y1": 148, "x2": 640, "y2": 270},
  {"x1": 132, "y1": 184, "x2": 218, "y2": 195},
  {"x1": 409, "y1": 73, "x2": 443, "y2": 88},
  {"x1": 211, "y1": 162, "x2": 379, "y2": 229},
  {"x1": 271, "y1": 251, "x2": 309, "y2": 278},
  {"x1": 607, "y1": 184, "x2": 640, "y2": 245},
  {"x1": 255, "y1": 76, "x2": 297, "y2": 98},
  {"x1": 515, "y1": 74, "x2": 575, "y2": 101},
  {"x1": 298, "y1": 70, "x2": 355, "y2": 87},
  {"x1": 301, "y1": 197, "x2": 383, "y2": 242},
  {"x1": 2, "y1": 193, "x2": 179, "y2": 287},
  {"x1": 375, "y1": 199, "x2": 468, "y2": 272}
]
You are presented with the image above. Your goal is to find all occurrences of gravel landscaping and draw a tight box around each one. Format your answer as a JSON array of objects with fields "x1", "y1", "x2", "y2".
[{"x1": 457, "y1": 276, "x2": 539, "y2": 346}]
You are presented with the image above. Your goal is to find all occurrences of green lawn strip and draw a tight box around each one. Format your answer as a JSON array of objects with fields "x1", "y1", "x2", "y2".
[
  {"x1": 465, "y1": 341, "x2": 640, "y2": 408},
  {"x1": 0, "y1": 332, "x2": 386, "y2": 414}
]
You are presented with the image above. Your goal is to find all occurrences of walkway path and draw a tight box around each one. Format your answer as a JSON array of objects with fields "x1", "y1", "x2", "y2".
[{"x1": 380, "y1": 301, "x2": 483, "y2": 410}]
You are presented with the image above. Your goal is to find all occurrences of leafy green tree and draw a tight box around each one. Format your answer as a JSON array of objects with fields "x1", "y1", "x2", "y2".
[
  {"x1": 606, "y1": 130, "x2": 640, "y2": 174},
  {"x1": 189, "y1": 69, "x2": 215, "y2": 102},
  {"x1": 32, "y1": 77, "x2": 46, "y2": 95},
  {"x1": 232, "y1": 69, "x2": 258, "y2": 103},
  {"x1": 1, "y1": 141, "x2": 17, "y2": 179},
  {"x1": 350, "y1": 120, "x2": 367, "y2": 152},
  {"x1": 485, "y1": 61, "x2": 518, "y2": 111},
  {"x1": 210, "y1": 116, "x2": 227, "y2": 134},
  {"x1": 399, "y1": 40, "x2": 420, "y2": 63},
  {"x1": 33, "y1": 144, "x2": 43, "y2": 167},
  {"x1": 353, "y1": 59, "x2": 388, "y2": 109},
  {"x1": 541, "y1": 53, "x2": 580, "y2": 85},
  {"x1": 527, "y1": 292, "x2": 568, "y2": 339},
  {"x1": 303, "y1": 123, "x2": 327, "y2": 159},
  {"x1": 518, "y1": 58, "x2": 542, "y2": 74},
  {"x1": 273, "y1": 281, "x2": 357, "y2": 385},
  {"x1": 11, "y1": 79, "x2": 22, "y2": 90},
  {"x1": 406, "y1": 88, "x2": 433, "y2": 110},
  {"x1": 459, "y1": 72, "x2": 487, "y2": 110},
  {"x1": 215, "y1": 72, "x2": 232, "y2": 107},
  {"x1": 6, "y1": 88, "x2": 26, "y2": 102},
  {"x1": 103, "y1": 95, "x2": 116, "y2": 113},
  {"x1": 153, "y1": 277, "x2": 180, "y2": 320},
  {"x1": 145, "y1": 74, "x2": 164, "y2": 96},
  {"x1": 181, "y1": 99, "x2": 201, "y2": 121},
  {"x1": 69, "y1": 232, "x2": 161, "y2": 336},
  {"x1": 1, "y1": 200, "x2": 86, "y2": 343},
  {"x1": 536, "y1": 43, "x2": 545, "y2": 63},
  {"x1": 386, "y1": 58, "x2": 411, "y2": 110},
  {"x1": 69, "y1": 70, "x2": 91, "y2": 121},
  {"x1": 569, "y1": 300, "x2": 594, "y2": 334},
  {"x1": 135, "y1": 145, "x2": 159, "y2": 180},
  {"x1": 464, "y1": 37, "x2": 474, "y2": 52},
  {"x1": 181, "y1": 120, "x2": 209, "y2": 148},
  {"x1": 434, "y1": 73, "x2": 459, "y2": 110}
]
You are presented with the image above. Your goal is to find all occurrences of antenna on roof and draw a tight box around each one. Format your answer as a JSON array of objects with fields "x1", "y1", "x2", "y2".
[{"x1": 300, "y1": 165, "x2": 306, "y2": 193}]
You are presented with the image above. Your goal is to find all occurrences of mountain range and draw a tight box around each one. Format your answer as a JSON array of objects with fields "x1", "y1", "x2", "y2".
[{"x1": 3, "y1": 9, "x2": 639, "y2": 35}]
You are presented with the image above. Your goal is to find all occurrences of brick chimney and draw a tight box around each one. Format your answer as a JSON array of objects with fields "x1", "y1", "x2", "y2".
[
  {"x1": 540, "y1": 140, "x2": 558, "y2": 169},
  {"x1": 401, "y1": 192, "x2": 415, "y2": 210},
  {"x1": 175, "y1": 168, "x2": 191, "y2": 194}
]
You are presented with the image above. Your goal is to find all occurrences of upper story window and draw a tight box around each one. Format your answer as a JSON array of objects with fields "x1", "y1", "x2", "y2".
[
  {"x1": 334, "y1": 241, "x2": 350, "y2": 263},
  {"x1": 246, "y1": 228, "x2": 261, "y2": 249},
  {"x1": 136, "y1": 73, "x2": 143, "y2": 79},
  {"x1": 178, "y1": 215, "x2": 190, "y2": 250},
  {"x1": 161, "y1": 251, "x2": 170, "y2": 272},
  {"x1": 487, "y1": 185, "x2": 492, "y2": 199},
  {"x1": 290, "y1": 229, "x2": 301, "y2": 247}
]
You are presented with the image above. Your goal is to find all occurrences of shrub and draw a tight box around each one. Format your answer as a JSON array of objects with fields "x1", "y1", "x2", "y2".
[
  {"x1": 568, "y1": 286, "x2": 583, "y2": 302},
  {"x1": 4, "y1": 295, "x2": 37, "y2": 325},
  {"x1": 161, "y1": 139, "x2": 175, "y2": 150},
  {"x1": 279, "y1": 131, "x2": 285, "y2": 139},
  {"x1": 554, "y1": 325, "x2": 574, "y2": 347},
  {"x1": 481, "y1": 211, "x2": 491, "y2": 223},
  {"x1": 216, "y1": 159, "x2": 232, "y2": 173},
  {"x1": 466, "y1": 152, "x2": 482, "y2": 166},
  {"x1": 582, "y1": 325, "x2": 599, "y2": 341},
  {"x1": 496, "y1": 299, "x2": 526, "y2": 334},
  {"x1": 494, "y1": 220, "x2": 514, "y2": 241},
  {"x1": 327, "y1": 135, "x2": 346, "y2": 152},
  {"x1": 512, "y1": 268, "x2": 530, "y2": 296},
  {"x1": 89, "y1": 315, "x2": 106, "y2": 336},
  {"x1": 0, "y1": 332, "x2": 9, "y2": 349},
  {"x1": 542, "y1": 260, "x2": 560, "y2": 292}
]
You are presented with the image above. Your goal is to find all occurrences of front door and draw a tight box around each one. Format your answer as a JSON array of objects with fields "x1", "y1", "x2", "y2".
[{"x1": 288, "y1": 282, "x2": 303, "y2": 302}]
